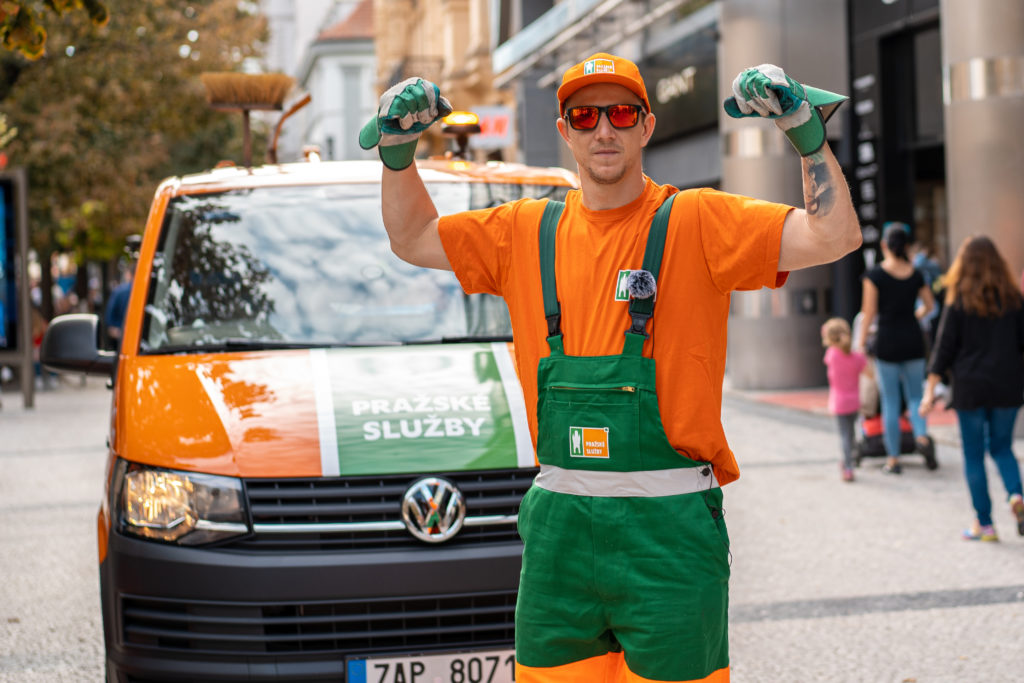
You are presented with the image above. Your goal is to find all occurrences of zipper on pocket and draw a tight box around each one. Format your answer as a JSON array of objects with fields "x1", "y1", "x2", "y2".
[{"x1": 550, "y1": 385, "x2": 636, "y2": 392}]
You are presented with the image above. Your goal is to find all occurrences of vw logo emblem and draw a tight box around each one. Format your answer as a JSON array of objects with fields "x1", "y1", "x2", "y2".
[{"x1": 401, "y1": 477, "x2": 466, "y2": 543}]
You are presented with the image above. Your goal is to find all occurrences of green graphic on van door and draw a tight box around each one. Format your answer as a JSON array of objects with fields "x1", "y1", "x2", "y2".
[{"x1": 324, "y1": 344, "x2": 520, "y2": 475}]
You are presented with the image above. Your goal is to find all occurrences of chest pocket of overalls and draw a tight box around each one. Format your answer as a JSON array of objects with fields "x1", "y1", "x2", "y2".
[
  {"x1": 534, "y1": 195, "x2": 684, "y2": 473},
  {"x1": 538, "y1": 365, "x2": 642, "y2": 471}
]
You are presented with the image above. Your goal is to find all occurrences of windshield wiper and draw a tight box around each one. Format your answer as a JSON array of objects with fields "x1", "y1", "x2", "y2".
[
  {"x1": 144, "y1": 338, "x2": 404, "y2": 355},
  {"x1": 405, "y1": 335, "x2": 513, "y2": 345}
]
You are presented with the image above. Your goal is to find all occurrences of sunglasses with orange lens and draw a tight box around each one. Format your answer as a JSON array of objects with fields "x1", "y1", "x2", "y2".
[{"x1": 565, "y1": 104, "x2": 644, "y2": 131}]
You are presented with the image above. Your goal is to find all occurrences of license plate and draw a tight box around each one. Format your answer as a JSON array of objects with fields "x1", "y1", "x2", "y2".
[{"x1": 347, "y1": 648, "x2": 515, "y2": 683}]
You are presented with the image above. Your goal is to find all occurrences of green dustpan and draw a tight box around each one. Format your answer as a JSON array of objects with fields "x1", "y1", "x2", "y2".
[
  {"x1": 724, "y1": 84, "x2": 847, "y2": 121},
  {"x1": 804, "y1": 85, "x2": 847, "y2": 123}
]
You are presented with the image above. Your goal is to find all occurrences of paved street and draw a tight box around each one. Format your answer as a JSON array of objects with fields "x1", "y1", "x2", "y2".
[
  {"x1": 0, "y1": 377, "x2": 109, "y2": 682},
  {"x1": 1, "y1": 378, "x2": 1023, "y2": 682}
]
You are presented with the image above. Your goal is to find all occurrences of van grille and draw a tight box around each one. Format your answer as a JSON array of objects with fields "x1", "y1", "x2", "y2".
[
  {"x1": 229, "y1": 468, "x2": 536, "y2": 551},
  {"x1": 121, "y1": 590, "x2": 516, "y2": 657}
]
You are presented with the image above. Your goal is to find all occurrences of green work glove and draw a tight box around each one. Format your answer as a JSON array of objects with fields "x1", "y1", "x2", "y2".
[
  {"x1": 723, "y1": 64, "x2": 847, "y2": 156},
  {"x1": 358, "y1": 77, "x2": 453, "y2": 171}
]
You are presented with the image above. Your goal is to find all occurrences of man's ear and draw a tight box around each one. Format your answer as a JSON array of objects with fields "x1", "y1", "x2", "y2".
[
  {"x1": 641, "y1": 112, "x2": 656, "y2": 147},
  {"x1": 555, "y1": 116, "x2": 570, "y2": 144}
]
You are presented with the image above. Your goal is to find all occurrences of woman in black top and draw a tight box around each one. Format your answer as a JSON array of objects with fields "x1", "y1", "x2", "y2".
[
  {"x1": 920, "y1": 236, "x2": 1024, "y2": 541},
  {"x1": 856, "y1": 223, "x2": 935, "y2": 474}
]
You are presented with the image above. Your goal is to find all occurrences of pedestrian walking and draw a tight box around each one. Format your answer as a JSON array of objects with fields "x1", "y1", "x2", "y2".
[
  {"x1": 855, "y1": 222, "x2": 936, "y2": 474},
  {"x1": 104, "y1": 268, "x2": 132, "y2": 350},
  {"x1": 821, "y1": 317, "x2": 868, "y2": 482},
  {"x1": 360, "y1": 55, "x2": 861, "y2": 682},
  {"x1": 920, "y1": 235, "x2": 1024, "y2": 541}
]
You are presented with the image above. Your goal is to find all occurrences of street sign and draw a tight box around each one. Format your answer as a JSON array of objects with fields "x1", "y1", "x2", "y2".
[
  {"x1": 0, "y1": 167, "x2": 34, "y2": 408},
  {"x1": 468, "y1": 106, "x2": 515, "y2": 150}
]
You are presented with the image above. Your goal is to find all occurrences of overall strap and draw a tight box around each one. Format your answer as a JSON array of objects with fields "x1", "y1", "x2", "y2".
[
  {"x1": 538, "y1": 199, "x2": 566, "y2": 354},
  {"x1": 623, "y1": 192, "x2": 678, "y2": 356}
]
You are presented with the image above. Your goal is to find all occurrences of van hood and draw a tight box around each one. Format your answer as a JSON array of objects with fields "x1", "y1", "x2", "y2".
[{"x1": 116, "y1": 343, "x2": 534, "y2": 478}]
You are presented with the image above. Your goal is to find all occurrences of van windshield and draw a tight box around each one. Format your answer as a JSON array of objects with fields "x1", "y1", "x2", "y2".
[{"x1": 140, "y1": 181, "x2": 569, "y2": 352}]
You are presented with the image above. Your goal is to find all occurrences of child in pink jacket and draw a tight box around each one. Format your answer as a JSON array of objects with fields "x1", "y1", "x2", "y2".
[{"x1": 822, "y1": 317, "x2": 869, "y2": 482}]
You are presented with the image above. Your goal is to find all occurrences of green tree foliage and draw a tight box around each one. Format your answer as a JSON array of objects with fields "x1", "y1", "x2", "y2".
[
  {"x1": 0, "y1": 0, "x2": 270, "y2": 269},
  {"x1": 0, "y1": 112, "x2": 15, "y2": 147},
  {"x1": 0, "y1": 1, "x2": 109, "y2": 61}
]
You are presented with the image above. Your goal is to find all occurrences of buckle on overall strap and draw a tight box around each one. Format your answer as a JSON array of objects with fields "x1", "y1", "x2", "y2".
[
  {"x1": 628, "y1": 311, "x2": 652, "y2": 337},
  {"x1": 546, "y1": 313, "x2": 562, "y2": 337}
]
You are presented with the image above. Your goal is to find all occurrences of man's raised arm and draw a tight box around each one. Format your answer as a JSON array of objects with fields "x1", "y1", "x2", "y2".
[
  {"x1": 725, "y1": 65, "x2": 862, "y2": 272},
  {"x1": 359, "y1": 78, "x2": 454, "y2": 270}
]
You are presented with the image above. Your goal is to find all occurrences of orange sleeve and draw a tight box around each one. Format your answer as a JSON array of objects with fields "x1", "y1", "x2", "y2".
[
  {"x1": 437, "y1": 198, "x2": 536, "y2": 296},
  {"x1": 695, "y1": 188, "x2": 791, "y2": 292}
]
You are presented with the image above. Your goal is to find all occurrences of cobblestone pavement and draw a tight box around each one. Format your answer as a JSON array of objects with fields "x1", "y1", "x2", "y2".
[
  {"x1": 1, "y1": 379, "x2": 1022, "y2": 682},
  {"x1": 0, "y1": 378, "x2": 109, "y2": 683},
  {"x1": 722, "y1": 392, "x2": 1024, "y2": 683}
]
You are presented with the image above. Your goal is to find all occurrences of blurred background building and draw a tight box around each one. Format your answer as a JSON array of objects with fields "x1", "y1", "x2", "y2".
[
  {"x1": 261, "y1": 0, "x2": 377, "y2": 162},
  {"x1": 261, "y1": 0, "x2": 1024, "y2": 390}
]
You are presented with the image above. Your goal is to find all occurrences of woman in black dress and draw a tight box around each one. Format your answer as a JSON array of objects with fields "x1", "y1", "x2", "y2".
[{"x1": 856, "y1": 223, "x2": 935, "y2": 474}]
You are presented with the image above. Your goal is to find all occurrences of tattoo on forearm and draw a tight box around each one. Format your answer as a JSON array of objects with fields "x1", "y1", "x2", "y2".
[{"x1": 804, "y1": 150, "x2": 835, "y2": 217}]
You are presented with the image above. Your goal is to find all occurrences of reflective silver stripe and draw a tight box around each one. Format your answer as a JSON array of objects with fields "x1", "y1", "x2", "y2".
[
  {"x1": 533, "y1": 464, "x2": 718, "y2": 497},
  {"x1": 252, "y1": 514, "x2": 518, "y2": 535}
]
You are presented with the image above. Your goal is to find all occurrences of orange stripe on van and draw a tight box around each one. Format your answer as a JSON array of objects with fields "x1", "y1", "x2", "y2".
[
  {"x1": 516, "y1": 653, "x2": 730, "y2": 683},
  {"x1": 116, "y1": 352, "x2": 324, "y2": 478}
]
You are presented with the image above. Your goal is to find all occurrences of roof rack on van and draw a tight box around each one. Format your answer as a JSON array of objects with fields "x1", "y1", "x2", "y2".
[{"x1": 199, "y1": 72, "x2": 295, "y2": 167}]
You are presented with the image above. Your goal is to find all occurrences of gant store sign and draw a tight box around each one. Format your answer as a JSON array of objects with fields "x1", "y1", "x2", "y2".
[
  {"x1": 639, "y1": 27, "x2": 718, "y2": 144},
  {"x1": 655, "y1": 65, "x2": 698, "y2": 105}
]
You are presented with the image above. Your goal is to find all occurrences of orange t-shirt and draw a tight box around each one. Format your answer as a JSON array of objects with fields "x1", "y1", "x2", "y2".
[{"x1": 438, "y1": 177, "x2": 791, "y2": 485}]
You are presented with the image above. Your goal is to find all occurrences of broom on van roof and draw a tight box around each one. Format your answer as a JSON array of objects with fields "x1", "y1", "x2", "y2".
[{"x1": 200, "y1": 72, "x2": 294, "y2": 167}]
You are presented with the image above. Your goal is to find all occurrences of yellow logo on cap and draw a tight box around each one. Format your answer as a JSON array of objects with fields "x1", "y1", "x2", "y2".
[
  {"x1": 570, "y1": 426, "x2": 610, "y2": 458},
  {"x1": 584, "y1": 59, "x2": 615, "y2": 75}
]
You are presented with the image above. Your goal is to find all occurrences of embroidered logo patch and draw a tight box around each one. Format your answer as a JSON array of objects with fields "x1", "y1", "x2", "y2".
[
  {"x1": 584, "y1": 58, "x2": 615, "y2": 75},
  {"x1": 570, "y1": 426, "x2": 610, "y2": 458},
  {"x1": 614, "y1": 270, "x2": 632, "y2": 301}
]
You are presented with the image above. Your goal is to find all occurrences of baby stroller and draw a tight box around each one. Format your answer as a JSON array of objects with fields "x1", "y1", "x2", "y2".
[
  {"x1": 851, "y1": 357, "x2": 938, "y2": 470},
  {"x1": 849, "y1": 313, "x2": 937, "y2": 470}
]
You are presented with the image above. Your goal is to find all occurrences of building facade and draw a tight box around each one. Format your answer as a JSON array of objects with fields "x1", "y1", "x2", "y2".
[
  {"x1": 491, "y1": 0, "x2": 1024, "y2": 389},
  {"x1": 260, "y1": 0, "x2": 377, "y2": 162},
  {"x1": 372, "y1": 0, "x2": 519, "y2": 160},
  {"x1": 297, "y1": 0, "x2": 377, "y2": 162}
]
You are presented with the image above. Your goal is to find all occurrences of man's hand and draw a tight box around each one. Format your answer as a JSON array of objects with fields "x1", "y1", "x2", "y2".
[
  {"x1": 358, "y1": 77, "x2": 453, "y2": 170},
  {"x1": 723, "y1": 65, "x2": 846, "y2": 157}
]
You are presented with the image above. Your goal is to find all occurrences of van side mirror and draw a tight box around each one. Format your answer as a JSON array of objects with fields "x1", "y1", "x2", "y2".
[{"x1": 40, "y1": 313, "x2": 116, "y2": 376}]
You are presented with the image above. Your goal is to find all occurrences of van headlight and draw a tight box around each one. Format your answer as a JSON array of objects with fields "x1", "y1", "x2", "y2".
[{"x1": 116, "y1": 462, "x2": 249, "y2": 545}]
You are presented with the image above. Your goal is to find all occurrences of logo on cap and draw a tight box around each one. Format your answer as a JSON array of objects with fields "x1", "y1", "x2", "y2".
[
  {"x1": 570, "y1": 426, "x2": 610, "y2": 458},
  {"x1": 584, "y1": 58, "x2": 615, "y2": 75}
]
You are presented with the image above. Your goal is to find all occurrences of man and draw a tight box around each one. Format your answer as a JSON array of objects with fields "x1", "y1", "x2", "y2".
[
  {"x1": 360, "y1": 55, "x2": 860, "y2": 682},
  {"x1": 105, "y1": 267, "x2": 132, "y2": 350}
]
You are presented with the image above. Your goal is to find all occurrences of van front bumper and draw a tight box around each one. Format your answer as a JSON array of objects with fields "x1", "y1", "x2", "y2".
[{"x1": 101, "y1": 532, "x2": 522, "y2": 682}]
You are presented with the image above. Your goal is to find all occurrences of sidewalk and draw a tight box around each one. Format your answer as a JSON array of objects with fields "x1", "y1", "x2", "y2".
[
  {"x1": 725, "y1": 383, "x2": 973, "y2": 449},
  {"x1": 4, "y1": 372, "x2": 1024, "y2": 681}
]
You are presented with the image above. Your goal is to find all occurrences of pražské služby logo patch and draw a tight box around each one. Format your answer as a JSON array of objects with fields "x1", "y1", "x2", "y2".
[
  {"x1": 584, "y1": 58, "x2": 615, "y2": 75},
  {"x1": 570, "y1": 426, "x2": 610, "y2": 458},
  {"x1": 614, "y1": 270, "x2": 632, "y2": 301}
]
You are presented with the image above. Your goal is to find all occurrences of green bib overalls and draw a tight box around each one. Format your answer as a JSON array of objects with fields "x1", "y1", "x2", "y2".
[{"x1": 514, "y1": 195, "x2": 732, "y2": 682}]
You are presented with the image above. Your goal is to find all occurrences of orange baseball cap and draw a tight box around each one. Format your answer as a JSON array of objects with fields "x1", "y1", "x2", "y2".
[{"x1": 557, "y1": 53, "x2": 651, "y2": 116}]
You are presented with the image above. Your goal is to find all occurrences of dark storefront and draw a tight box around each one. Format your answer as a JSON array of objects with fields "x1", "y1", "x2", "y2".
[
  {"x1": 640, "y1": 6, "x2": 721, "y2": 190},
  {"x1": 849, "y1": 0, "x2": 948, "y2": 269}
]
